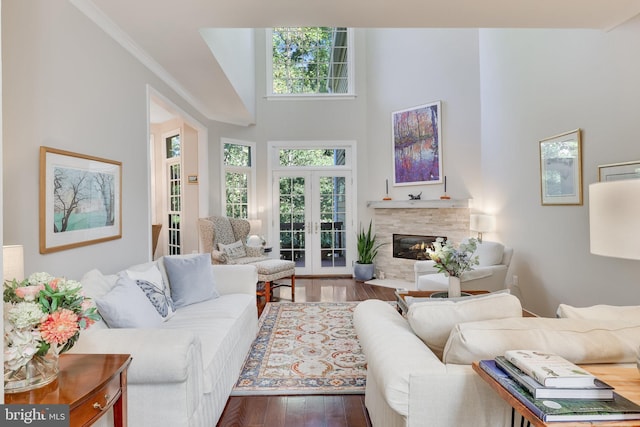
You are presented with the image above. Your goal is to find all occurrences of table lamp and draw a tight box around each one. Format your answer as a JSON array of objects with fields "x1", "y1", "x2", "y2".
[
  {"x1": 3, "y1": 244, "x2": 25, "y2": 282},
  {"x1": 470, "y1": 214, "x2": 496, "y2": 243},
  {"x1": 247, "y1": 219, "x2": 263, "y2": 246},
  {"x1": 589, "y1": 179, "x2": 640, "y2": 371}
]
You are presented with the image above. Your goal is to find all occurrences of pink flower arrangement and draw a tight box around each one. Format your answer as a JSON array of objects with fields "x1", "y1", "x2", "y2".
[{"x1": 4, "y1": 272, "x2": 101, "y2": 371}]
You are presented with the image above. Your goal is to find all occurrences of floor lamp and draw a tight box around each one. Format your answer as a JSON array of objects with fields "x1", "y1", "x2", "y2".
[{"x1": 589, "y1": 179, "x2": 640, "y2": 371}]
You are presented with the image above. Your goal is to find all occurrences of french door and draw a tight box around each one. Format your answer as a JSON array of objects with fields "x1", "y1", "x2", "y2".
[{"x1": 274, "y1": 170, "x2": 353, "y2": 275}]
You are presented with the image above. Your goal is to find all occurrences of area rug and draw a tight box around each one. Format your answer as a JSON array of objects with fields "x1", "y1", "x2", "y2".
[{"x1": 231, "y1": 302, "x2": 366, "y2": 395}]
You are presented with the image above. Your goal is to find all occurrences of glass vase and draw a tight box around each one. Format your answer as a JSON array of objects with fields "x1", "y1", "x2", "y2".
[{"x1": 4, "y1": 351, "x2": 59, "y2": 393}]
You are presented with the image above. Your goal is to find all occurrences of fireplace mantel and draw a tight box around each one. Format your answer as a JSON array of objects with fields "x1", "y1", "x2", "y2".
[{"x1": 367, "y1": 199, "x2": 469, "y2": 209}]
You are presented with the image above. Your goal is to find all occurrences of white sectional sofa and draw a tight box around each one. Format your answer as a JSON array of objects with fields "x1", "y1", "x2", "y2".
[
  {"x1": 354, "y1": 296, "x2": 640, "y2": 427},
  {"x1": 70, "y1": 255, "x2": 258, "y2": 427}
]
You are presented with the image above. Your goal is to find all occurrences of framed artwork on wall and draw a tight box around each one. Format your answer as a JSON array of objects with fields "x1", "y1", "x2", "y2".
[
  {"x1": 598, "y1": 160, "x2": 640, "y2": 182},
  {"x1": 392, "y1": 101, "x2": 442, "y2": 186},
  {"x1": 40, "y1": 146, "x2": 122, "y2": 254},
  {"x1": 539, "y1": 128, "x2": 582, "y2": 206}
]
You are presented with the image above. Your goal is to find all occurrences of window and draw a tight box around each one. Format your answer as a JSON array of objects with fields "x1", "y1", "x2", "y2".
[
  {"x1": 268, "y1": 27, "x2": 353, "y2": 97},
  {"x1": 165, "y1": 133, "x2": 182, "y2": 255},
  {"x1": 222, "y1": 140, "x2": 256, "y2": 219}
]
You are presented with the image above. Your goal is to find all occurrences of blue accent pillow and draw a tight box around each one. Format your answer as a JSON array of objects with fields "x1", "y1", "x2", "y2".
[
  {"x1": 96, "y1": 276, "x2": 164, "y2": 328},
  {"x1": 163, "y1": 254, "x2": 220, "y2": 308}
]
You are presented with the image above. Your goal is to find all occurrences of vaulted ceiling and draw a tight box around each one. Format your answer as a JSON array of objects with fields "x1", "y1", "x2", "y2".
[{"x1": 71, "y1": 0, "x2": 640, "y2": 125}]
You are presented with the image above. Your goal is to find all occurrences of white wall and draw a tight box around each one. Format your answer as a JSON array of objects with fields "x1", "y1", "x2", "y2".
[
  {"x1": 479, "y1": 19, "x2": 640, "y2": 316},
  {"x1": 2, "y1": 0, "x2": 208, "y2": 279},
  {"x1": 365, "y1": 29, "x2": 482, "y2": 206}
]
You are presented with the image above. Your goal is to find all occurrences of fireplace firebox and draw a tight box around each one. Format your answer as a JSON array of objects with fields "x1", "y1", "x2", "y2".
[{"x1": 392, "y1": 234, "x2": 446, "y2": 260}]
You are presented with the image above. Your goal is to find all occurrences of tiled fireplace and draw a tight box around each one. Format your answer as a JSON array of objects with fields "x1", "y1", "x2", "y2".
[{"x1": 370, "y1": 200, "x2": 470, "y2": 283}]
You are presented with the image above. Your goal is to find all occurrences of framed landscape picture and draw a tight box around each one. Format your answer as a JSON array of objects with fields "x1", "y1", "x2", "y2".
[
  {"x1": 598, "y1": 160, "x2": 640, "y2": 182},
  {"x1": 392, "y1": 101, "x2": 442, "y2": 186},
  {"x1": 539, "y1": 129, "x2": 582, "y2": 206},
  {"x1": 40, "y1": 147, "x2": 122, "y2": 253}
]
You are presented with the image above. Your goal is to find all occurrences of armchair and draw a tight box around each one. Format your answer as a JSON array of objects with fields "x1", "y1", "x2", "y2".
[
  {"x1": 414, "y1": 240, "x2": 513, "y2": 292},
  {"x1": 198, "y1": 216, "x2": 295, "y2": 302}
]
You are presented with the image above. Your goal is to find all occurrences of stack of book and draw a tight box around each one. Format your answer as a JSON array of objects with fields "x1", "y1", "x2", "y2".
[{"x1": 479, "y1": 350, "x2": 640, "y2": 422}]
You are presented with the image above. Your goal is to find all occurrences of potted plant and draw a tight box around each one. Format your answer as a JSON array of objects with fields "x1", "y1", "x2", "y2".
[{"x1": 354, "y1": 220, "x2": 385, "y2": 281}]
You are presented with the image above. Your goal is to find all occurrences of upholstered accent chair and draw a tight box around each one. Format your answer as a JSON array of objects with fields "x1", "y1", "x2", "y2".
[
  {"x1": 414, "y1": 240, "x2": 513, "y2": 292},
  {"x1": 198, "y1": 216, "x2": 295, "y2": 302}
]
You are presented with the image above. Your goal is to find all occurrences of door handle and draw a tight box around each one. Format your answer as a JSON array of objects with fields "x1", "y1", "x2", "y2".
[{"x1": 315, "y1": 222, "x2": 319, "y2": 234}]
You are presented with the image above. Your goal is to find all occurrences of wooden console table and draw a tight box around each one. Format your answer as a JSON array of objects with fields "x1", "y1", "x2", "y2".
[
  {"x1": 5, "y1": 353, "x2": 132, "y2": 427},
  {"x1": 473, "y1": 362, "x2": 640, "y2": 426}
]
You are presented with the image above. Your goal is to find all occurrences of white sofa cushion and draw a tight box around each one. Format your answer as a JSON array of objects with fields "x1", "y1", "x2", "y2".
[
  {"x1": 406, "y1": 291, "x2": 522, "y2": 359},
  {"x1": 443, "y1": 317, "x2": 640, "y2": 365},
  {"x1": 474, "y1": 241, "x2": 504, "y2": 266},
  {"x1": 557, "y1": 304, "x2": 640, "y2": 323},
  {"x1": 96, "y1": 275, "x2": 165, "y2": 328}
]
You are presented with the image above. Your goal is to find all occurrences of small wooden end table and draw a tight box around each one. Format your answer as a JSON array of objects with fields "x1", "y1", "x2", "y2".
[
  {"x1": 473, "y1": 362, "x2": 640, "y2": 426},
  {"x1": 395, "y1": 289, "x2": 490, "y2": 315},
  {"x1": 5, "y1": 353, "x2": 132, "y2": 427}
]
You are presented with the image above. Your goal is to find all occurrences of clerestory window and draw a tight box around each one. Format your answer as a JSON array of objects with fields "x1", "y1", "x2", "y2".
[{"x1": 267, "y1": 27, "x2": 353, "y2": 97}]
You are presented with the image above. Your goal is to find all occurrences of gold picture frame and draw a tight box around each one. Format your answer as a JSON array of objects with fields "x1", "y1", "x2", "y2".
[
  {"x1": 40, "y1": 147, "x2": 122, "y2": 253},
  {"x1": 539, "y1": 129, "x2": 582, "y2": 206},
  {"x1": 598, "y1": 160, "x2": 640, "y2": 182}
]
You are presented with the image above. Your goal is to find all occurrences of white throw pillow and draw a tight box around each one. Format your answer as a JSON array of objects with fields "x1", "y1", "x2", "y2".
[
  {"x1": 474, "y1": 241, "x2": 505, "y2": 266},
  {"x1": 406, "y1": 291, "x2": 522, "y2": 359},
  {"x1": 218, "y1": 240, "x2": 247, "y2": 259},
  {"x1": 125, "y1": 264, "x2": 176, "y2": 320},
  {"x1": 443, "y1": 317, "x2": 640, "y2": 365},
  {"x1": 96, "y1": 276, "x2": 164, "y2": 328},
  {"x1": 557, "y1": 304, "x2": 640, "y2": 323}
]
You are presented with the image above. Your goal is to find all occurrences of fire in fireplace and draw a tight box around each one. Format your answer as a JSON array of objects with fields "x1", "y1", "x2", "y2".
[{"x1": 393, "y1": 234, "x2": 446, "y2": 260}]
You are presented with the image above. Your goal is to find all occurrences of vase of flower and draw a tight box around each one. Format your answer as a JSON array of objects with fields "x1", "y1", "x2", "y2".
[
  {"x1": 3, "y1": 272, "x2": 100, "y2": 393},
  {"x1": 4, "y1": 349, "x2": 59, "y2": 393},
  {"x1": 426, "y1": 238, "x2": 479, "y2": 299}
]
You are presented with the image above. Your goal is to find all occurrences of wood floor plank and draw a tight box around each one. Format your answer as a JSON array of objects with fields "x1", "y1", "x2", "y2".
[{"x1": 218, "y1": 278, "x2": 396, "y2": 427}]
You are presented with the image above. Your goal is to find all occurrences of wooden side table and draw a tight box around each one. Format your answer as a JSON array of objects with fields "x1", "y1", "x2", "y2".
[
  {"x1": 5, "y1": 353, "x2": 132, "y2": 427},
  {"x1": 395, "y1": 289, "x2": 490, "y2": 315}
]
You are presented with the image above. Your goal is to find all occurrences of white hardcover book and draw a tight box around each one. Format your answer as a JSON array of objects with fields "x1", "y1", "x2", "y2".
[{"x1": 504, "y1": 350, "x2": 599, "y2": 388}]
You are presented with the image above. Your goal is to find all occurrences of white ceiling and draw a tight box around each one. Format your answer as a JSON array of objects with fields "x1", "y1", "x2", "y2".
[{"x1": 72, "y1": 0, "x2": 640, "y2": 125}]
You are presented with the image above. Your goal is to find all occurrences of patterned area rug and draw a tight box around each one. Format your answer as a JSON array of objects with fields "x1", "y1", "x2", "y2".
[{"x1": 231, "y1": 302, "x2": 366, "y2": 395}]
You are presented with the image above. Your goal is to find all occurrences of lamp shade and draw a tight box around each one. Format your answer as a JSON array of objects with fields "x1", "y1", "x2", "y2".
[
  {"x1": 470, "y1": 214, "x2": 496, "y2": 233},
  {"x1": 3, "y1": 245, "x2": 25, "y2": 281},
  {"x1": 589, "y1": 179, "x2": 640, "y2": 260},
  {"x1": 248, "y1": 219, "x2": 262, "y2": 235}
]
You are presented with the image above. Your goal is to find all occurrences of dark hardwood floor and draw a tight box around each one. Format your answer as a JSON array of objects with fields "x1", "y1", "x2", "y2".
[{"x1": 217, "y1": 277, "x2": 397, "y2": 427}]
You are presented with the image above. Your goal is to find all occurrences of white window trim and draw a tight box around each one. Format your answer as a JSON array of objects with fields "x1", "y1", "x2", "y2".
[
  {"x1": 267, "y1": 140, "x2": 358, "y2": 257},
  {"x1": 265, "y1": 28, "x2": 356, "y2": 100},
  {"x1": 221, "y1": 138, "x2": 257, "y2": 219}
]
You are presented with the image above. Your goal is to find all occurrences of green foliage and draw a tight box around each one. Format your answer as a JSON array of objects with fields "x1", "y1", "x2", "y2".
[
  {"x1": 272, "y1": 27, "x2": 348, "y2": 95},
  {"x1": 427, "y1": 238, "x2": 479, "y2": 277},
  {"x1": 357, "y1": 221, "x2": 385, "y2": 264}
]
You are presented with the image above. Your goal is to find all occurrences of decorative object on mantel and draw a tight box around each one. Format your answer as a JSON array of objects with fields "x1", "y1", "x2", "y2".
[
  {"x1": 383, "y1": 179, "x2": 392, "y2": 200},
  {"x1": 392, "y1": 101, "x2": 442, "y2": 186},
  {"x1": 426, "y1": 237, "x2": 479, "y2": 298},
  {"x1": 3, "y1": 272, "x2": 101, "y2": 393},
  {"x1": 440, "y1": 175, "x2": 451, "y2": 200},
  {"x1": 589, "y1": 179, "x2": 640, "y2": 372},
  {"x1": 408, "y1": 192, "x2": 422, "y2": 200},
  {"x1": 354, "y1": 220, "x2": 386, "y2": 281},
  {"x1": 470, "y1": 214, "x2": 496, "y2": 243},
  {"x1": 539, "y1": 129, "x2": 582, "y2": 205}
]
